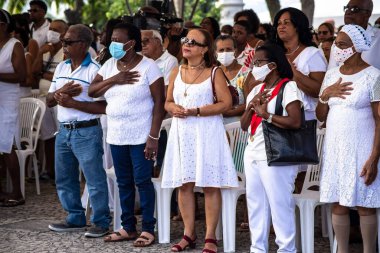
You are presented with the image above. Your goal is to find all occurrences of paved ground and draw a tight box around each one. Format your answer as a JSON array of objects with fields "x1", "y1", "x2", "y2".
[{"x1": 0, "y1": 180, "x2": 363, "y2": 253}]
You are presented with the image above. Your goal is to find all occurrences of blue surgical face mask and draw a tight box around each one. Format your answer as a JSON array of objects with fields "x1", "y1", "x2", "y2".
[{"x1": 109, "y1": 41, "x2": 133, "y2": 60}]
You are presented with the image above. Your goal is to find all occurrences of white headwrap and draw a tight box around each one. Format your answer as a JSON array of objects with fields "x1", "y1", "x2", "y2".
[{"x1": 340, "y1": 24, "x2": 371, "y2": 53}]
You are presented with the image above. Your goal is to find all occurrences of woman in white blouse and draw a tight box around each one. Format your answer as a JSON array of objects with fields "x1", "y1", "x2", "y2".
[
  {"x1": 241, "y1": 43, "x2": 303, "y2": 252},
  {"x1": 89, "y1": 23, "x2": 165, "y2": 247},
  {"x1": 272, "y1": 7, "x2": 327, "y2": 120}
]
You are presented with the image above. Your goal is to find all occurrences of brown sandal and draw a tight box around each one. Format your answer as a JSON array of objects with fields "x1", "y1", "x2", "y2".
[
  {"x1": 171, "y1": 235, "x2": 197, "y2": 252},
  {"x1": 103, "y1": 229, "x2": 137, "y2": 242},
  {"x1": 202, "y1": 238, "x2": 217, "y2": 253},
  {"x1": 133, "y1": 232, "x2": 155, "y2": 247}
]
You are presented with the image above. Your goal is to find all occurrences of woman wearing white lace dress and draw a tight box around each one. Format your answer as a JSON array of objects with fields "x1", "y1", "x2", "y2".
[
  {"x1": 317, "y1": 25, "x2": 380, "y2": 253},
  {"x1": 162, "y1": 28, "x2": 238, "y2": 253}
]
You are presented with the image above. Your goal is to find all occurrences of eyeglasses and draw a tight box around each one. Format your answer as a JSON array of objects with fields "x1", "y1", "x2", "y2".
[
  {"x1": 318, "y1": 31, "x2": 329, "y2": 35},
  {"x1": 252, "y1": 59, "x2": 269, "y2": 67},
  {"x1": 180, "y1": 37, "x2": 207, "y2": 47},
  {"x1": 343, "y1": 5, "x2": 370, "y2": 14},
  {"x1": 61, "y1": 39, "x2": 83, "y2": 46}
]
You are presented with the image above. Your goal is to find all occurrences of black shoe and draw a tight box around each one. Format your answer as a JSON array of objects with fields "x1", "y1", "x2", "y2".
[
  {"x1": 84, "y1": 225, "x2": 109, "y2": 238},
  {"x1": 48, "y1": 222, "x2": 86, "y2": 232}
]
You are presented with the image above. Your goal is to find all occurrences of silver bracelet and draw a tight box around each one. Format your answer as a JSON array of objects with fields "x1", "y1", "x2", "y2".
[
  {"x1": 318, "y1": 96, "x2": 329, "y2": 104},
  {"x1": 148, "y1": 134, "x2": 160, "y2": 141}
]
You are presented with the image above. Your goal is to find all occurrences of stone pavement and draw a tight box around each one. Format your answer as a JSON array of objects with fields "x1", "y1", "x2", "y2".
[{"x1": 0, "y1": 180, "x2": 363, "y2": 253}]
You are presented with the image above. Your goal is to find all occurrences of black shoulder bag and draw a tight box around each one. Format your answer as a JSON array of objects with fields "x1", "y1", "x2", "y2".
[{"x1": 262, "y1": 82, "x2": 319, "y2": 166}]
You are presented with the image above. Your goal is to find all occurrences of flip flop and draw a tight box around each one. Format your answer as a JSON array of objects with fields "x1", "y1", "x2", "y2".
[
  {"x1": 0, "y1": 198, "x2": 25, "y2": 207},
  {"x1": 103, "y1": 229, "x2": 137, "y2": 242},
  {"x1": 133, "y1": 232, "x2": 155, "y2": 247}
]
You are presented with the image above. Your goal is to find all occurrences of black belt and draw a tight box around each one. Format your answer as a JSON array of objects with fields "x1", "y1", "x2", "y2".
[{"x1": 61, "y1": 119, "x2": 99, "y2": 130}]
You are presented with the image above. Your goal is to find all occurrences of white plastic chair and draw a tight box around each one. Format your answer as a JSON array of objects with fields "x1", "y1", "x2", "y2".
[
  {"x1": 15, "y1": 97, "x2": 46, "y2": 197},
  {"x1": 105, "y1": 167, "x2": 122, "y2": 232},
  {"x1": 293, "y1": 128, "x2": 334, "y2": 253},
  {"x1": 220, "y1": 121, "x2": 249, "y2": 253},
  {"x1": 151, "y1": 118, "x2": 174, "y2": 243}
]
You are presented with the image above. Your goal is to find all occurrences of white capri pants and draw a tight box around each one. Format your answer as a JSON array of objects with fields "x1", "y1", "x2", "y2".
[{"x1": 244, "y1": 154, "x2": 298, "y2": 253}]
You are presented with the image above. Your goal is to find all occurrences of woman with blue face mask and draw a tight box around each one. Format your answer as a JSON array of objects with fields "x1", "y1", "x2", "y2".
[
  {"x1": 215, "y1": 35, "x2": 250, "y2": 124},
  {"x1": 317, "y1": 24, "x2": 380, "y2": 253},
  {"x1": 89, "y1": 22, "x2": 165, "y2": 247}
]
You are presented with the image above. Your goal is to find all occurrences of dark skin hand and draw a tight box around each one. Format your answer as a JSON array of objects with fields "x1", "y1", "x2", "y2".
[
  {"x1": 88, "y1": 70, "x2": 140, "y2": 97},
  {"x1": 54, "y1": 92, "x2": 107, "y2": 114},
  {"x1": 46, "y1": 81, "x2": 82, "y2": 107}
]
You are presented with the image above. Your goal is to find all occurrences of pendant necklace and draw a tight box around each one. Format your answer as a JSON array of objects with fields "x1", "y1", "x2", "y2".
[
  {"x1": 184, "y1": 66, "x2": 205, "y2": 97},
  {"x1": 285, "y1": 44, "x2": 300, "y2": 56}
]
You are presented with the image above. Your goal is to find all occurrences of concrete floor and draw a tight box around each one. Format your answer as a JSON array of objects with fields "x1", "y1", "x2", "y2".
[{"x1": 0, "y1": 179, "x2": 364, "y2": 253}]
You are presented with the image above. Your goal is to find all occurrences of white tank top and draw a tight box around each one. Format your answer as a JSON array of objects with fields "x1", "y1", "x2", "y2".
[{"x1": 0, "y1": 38, "x2": 20, "y2": 88}]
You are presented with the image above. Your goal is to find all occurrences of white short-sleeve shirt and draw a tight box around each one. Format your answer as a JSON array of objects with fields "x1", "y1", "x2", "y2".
[
  {"x1": 155, "y1": 50, "x2": 178, "y2": 86},
  {"x1": 293, "y1": 46, "x2": 327, "y2": 120},
  {"x1": 245, "y1": 80, "x2": 303, "y2": 161},
  {"x1": 30, "y1": 19, "x2": 50, "y2": 48},
  {"x1": 98, "y1": 56, "x2": 163, "y2": 145},
  {"x1": 48, "y1": 53, "x2": 101, "y2": 122}
]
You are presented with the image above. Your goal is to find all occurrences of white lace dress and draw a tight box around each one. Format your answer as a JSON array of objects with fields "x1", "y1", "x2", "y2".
[
  {"x1": 161, "y1": 67, "x2": 238, "y2": 188},
  {"x1": 320, "y1": 66, "x2": 380, "y2": 207}
]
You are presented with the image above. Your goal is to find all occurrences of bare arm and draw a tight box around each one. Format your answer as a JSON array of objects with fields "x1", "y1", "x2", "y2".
[
  {"x1": 0, "y1": 42, "x2": 26, "y2": 84},
  {"x1": 88, "y1": 71, "x2": 140, "y2": 98},
  {"x1": 54, "y1": 92, "x2": 107, "y2": 114},
  {"x1": 360, "y1": 102, "x2": 380, "y2": 185},
  {"x1": 293, "y1": 70, "x2": 325, "y2": 98},
  {"x1": 223, "y1": 104, "x2": 245, "y2": 117}
]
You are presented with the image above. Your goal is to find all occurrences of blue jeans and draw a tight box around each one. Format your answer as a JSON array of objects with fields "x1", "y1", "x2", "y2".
[
  {"x1": 55, "y1": 123, "x2": 111, "y2": 229},
  {"x1": 110, "y1": 144, "x2": 156, "y2": 234}
]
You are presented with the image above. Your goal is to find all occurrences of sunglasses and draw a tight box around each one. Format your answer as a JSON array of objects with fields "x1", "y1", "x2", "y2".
[
  {"x1": 180, "y1": 37, "x2": 207, "y2": 47},
  {"x1": 318, "y1": 31, "x2": 329, "y2": 35},
  {"x1": 61, "y1": 39, "x2": 83, "y2": 46},
  {"x1": 28, "y1": 9, "x2": 41, "y2": 13},
  {"x1": 252, "y1": 59, "x2": 270, "y2": 67},
  {"x1": 141, "y1": 37, "x2": 157, "y2": 46},
  {"x1": 343, "y1": 5, "x2": 370, "y2": 14}
]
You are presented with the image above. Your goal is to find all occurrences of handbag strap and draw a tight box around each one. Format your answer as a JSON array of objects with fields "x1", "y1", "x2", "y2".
[
  {"x1": 211, "y1": 66, "x2": 231, "y2": 103},
  {"x1": 274, "y1": 80, "x2": 306, "y2": 126}
]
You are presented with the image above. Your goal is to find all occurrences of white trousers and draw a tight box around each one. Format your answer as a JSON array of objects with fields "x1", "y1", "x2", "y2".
[{"x1": 244, "y1": 156, "x2": 298, "y2": 253}]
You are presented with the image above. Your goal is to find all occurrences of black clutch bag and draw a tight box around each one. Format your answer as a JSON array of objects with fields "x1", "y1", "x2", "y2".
[{"x1": 262, "y1": 82, "x2": 319, "y2": 166}]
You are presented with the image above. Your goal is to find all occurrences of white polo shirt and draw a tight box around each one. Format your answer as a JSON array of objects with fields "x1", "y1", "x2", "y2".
[
  {"x1": 30, "y1": 19, "x2": 50, "y2": 47},
  {"x1": 48, "y1": 53, "x2": 101, "y2": 122},
  {"x1": 155, "y1": 50, "x2": 178, "y2": 85}
]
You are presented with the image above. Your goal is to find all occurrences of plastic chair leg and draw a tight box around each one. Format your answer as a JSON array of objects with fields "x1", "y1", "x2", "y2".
[
  {"x1": 16, "y1": 152, "x2": 27, "y2": 198},
  {"x1": 155, "y1": 186, "x2": 174, "y2": 243},
  {"x1": 113, "y1": 178, "x2": 122, "y2": 232},
  {"x1": 295, "y1": 207, "x2": 302, "y2": 252},
  {"x1": 33, "y1": 154, "x2": 40, "y2": 195},
  {"x1": 298, "y1": 200, "x2": 316, "y2": 253},
  {"x1": 221, "y1": 189, "x2": 239, "y2": 252}
]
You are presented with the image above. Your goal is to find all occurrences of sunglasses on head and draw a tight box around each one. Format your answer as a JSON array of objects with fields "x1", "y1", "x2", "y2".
[
  {"x1": 180, "y1": 37, "x2": 207, "y2": 47},
  {"x1": 61, "y1": 39, "x2": 83, "y2": 46},
  {"x1": 343, "y1": 5, "x2": 370, "y2": 14}
]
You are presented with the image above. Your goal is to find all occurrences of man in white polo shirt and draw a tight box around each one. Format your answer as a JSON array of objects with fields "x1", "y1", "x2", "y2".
[
  {"x1": 46, "y1": 24, "x2": 111, "y2": 238},
  {"x1": 141, "y1": 29, "x2": 178, "y2": 90}
]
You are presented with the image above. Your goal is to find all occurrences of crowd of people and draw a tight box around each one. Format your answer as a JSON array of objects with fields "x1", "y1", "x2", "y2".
[{"x1": 0, "y1": 0, "x2": 380, "y2": 252}]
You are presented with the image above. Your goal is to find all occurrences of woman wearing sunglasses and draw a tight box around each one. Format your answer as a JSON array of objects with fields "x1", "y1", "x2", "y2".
[
  {"x1": 317, "y1": 22, "x2": 335, "y2": 44},
  {"x1": 162, "y1": 28, "x2": 238, "y2": 253}
]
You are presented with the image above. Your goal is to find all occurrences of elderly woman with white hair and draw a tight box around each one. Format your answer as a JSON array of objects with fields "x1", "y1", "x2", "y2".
[{"x1": 316, "y1": 24, "x2": 380, "y2": 253}]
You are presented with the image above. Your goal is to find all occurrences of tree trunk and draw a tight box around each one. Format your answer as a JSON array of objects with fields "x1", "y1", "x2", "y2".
[
  {"x1": 64, "y1": 0, "x2": 84, "y2": 24},
  {"x1": 300, "y1": 0, "x2": 315, "y2": 26},
  {"x1": 265, "y1": 0, "x2": 281, "y2": 22}
]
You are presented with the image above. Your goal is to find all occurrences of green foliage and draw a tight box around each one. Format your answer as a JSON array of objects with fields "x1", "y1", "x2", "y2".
[{"x1": 183, "y1": 0, "x2": 220, "y2": 25}]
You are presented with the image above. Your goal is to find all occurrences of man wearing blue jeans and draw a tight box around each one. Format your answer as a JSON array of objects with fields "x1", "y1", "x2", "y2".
[{"x1": 46, "y1": 24, "x2": 111, "y2": 237}]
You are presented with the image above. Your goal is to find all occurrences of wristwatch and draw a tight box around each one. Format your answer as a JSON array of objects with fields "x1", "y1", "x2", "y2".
[{"x1": 266, "y1": 114, "x2": 273, "y2": 123}]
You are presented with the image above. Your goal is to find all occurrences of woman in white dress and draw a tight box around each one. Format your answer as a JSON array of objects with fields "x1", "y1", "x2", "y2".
[
  {"x1": 0, "y1": 9, "x2": 27, "y2": 206},
  {"x1": 317, "y1": 24, "x2": 380, "y2": 253},
  {"x1": 162, "y1": 28, "x2": 238, "y2": 253}
]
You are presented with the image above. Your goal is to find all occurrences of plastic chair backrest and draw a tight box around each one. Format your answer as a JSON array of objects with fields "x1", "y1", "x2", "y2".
[
  {"x1": 224, "y1": 121, "x2": 250, "y2": 185},
  {"x1": 301, "y1": 128, "x2": 326, "y2": 193},
  {"x1": 19, "y1": 98, "x2": 46, "y2": 151},
  {"x1": 31, "y1": 89, "x2": 40, "y2": 98}
]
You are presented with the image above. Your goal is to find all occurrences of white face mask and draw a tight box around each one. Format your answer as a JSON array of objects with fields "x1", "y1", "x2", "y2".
[
  {"x1": 251, "y1": 63, "x2": 273, "y2": 82},
  {"x1": 333, "y1": 45, "x2": 356, "y2": 64},
  {"x1": 217, "y1": 52, "x2": 235, "y2": 66},
  {"x1": 47, "y1": 30, "x2": 61, "y2": 44}
]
